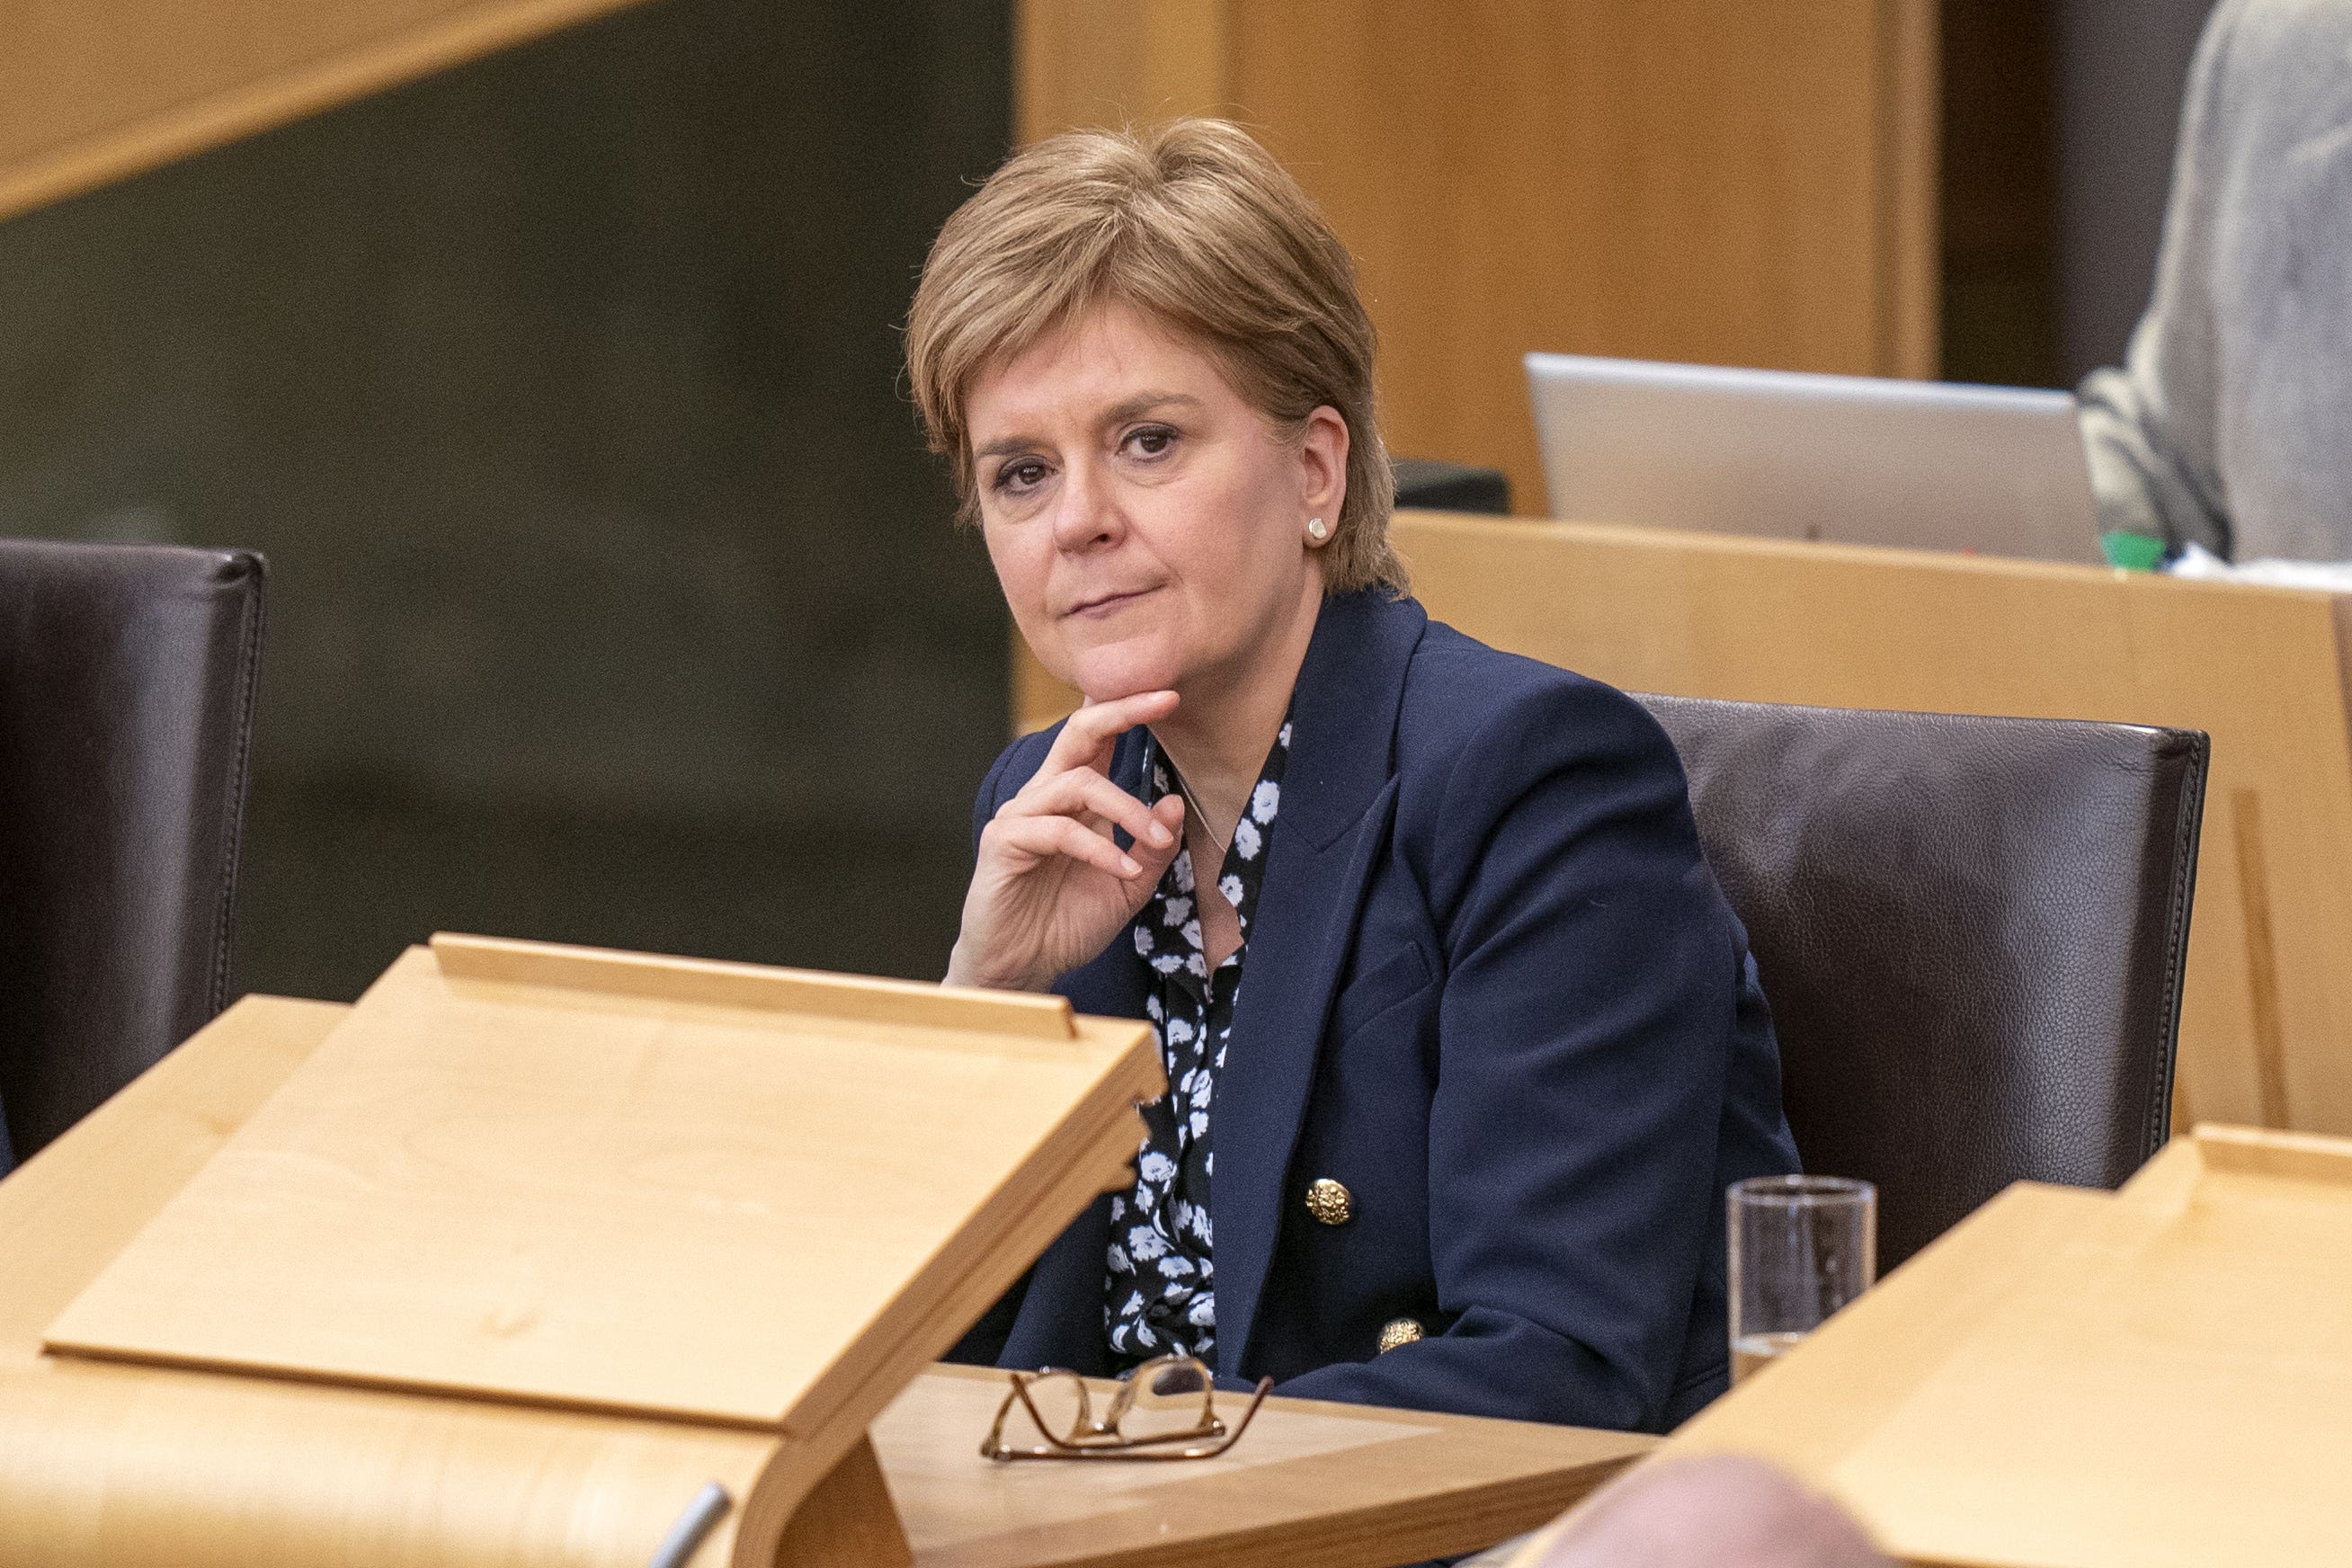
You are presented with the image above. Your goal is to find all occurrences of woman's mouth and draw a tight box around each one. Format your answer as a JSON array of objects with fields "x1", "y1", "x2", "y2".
[{"x1": 1068, "y1": 587, "x2": 1156, "y2": 619}]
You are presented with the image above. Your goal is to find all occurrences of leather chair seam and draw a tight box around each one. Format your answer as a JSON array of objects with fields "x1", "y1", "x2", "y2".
[
  {"x1": 206, "y1": 554, "x2": 267, "y2": 1017},
  {"x1": 2144, "y1": 733, "x2": 2211, "y2": 1162}
]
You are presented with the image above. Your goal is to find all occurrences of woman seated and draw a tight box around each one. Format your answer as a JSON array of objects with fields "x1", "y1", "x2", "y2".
[{"x1": 907, "y1": 119, "x2": 1797, "y2": 1432}]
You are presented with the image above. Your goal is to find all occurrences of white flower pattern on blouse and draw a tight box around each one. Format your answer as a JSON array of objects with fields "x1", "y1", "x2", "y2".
[{"x1": 1103, "y1": 719, "x2": 1291, "y2": 1366}]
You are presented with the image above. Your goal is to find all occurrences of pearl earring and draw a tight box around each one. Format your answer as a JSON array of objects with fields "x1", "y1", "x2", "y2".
[{"x1": 1306, "y1": 517, "x2": 1329, "y2": 541}]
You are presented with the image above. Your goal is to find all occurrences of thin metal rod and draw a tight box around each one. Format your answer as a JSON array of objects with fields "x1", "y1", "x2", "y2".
[{"x1": 647, "y1": 1482, "x2": 733, "y2": 1568}]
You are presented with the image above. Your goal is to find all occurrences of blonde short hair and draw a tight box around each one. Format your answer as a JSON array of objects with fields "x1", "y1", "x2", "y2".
[{"x1": 905, "y1": 119, "x2": 1403, "y2": 595}]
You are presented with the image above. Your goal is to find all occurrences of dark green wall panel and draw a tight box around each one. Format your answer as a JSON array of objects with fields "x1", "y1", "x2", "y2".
[{"x1": 0, "y1": 0, "x2": 1014, "y2": 998}]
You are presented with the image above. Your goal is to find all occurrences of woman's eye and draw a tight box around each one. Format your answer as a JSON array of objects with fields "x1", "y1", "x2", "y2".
[
  {"x1": 1123, "y1": 425, "x2": 1178, "y2": 459},
  {"x1": 994, "y1": 459, "x2": 1049, "y2": 494}
]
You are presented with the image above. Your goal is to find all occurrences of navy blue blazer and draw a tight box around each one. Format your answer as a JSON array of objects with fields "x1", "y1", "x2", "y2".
[{"x1": 955, "y1": 589, "x2": 1797, "y2": 1432}]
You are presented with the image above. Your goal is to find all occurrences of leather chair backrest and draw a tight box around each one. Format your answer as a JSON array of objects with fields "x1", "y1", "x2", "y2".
[
  {"x1": 1635, "y1": 693, "x2": 2208, "y2": 1270},
  {"x1": 0, "y1": 540, "x2": 265, "y2": 1166}
]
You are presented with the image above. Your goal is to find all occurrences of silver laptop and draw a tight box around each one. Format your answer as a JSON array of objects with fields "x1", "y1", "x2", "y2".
[{"x1": 1523, "y1": 352, "x2": 2105, "y2": 566}]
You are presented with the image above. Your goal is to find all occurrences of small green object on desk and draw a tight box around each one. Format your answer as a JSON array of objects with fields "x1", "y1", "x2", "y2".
[{"x1": 2100, "y1": 530, "x2": 2169, "y2": 572}]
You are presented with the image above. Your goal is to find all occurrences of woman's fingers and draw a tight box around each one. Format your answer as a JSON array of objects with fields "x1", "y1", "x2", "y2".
[
  {"x1": 990, "y1": 812, "x2": 1149, "y2": 881},
  {"x1": 1003, "y1": 766, "x2": 1172, "y2": 851},
  {"x1": 1131, "y1": 793, "x2": 1189, "y2": 876},
  {"x1": 959, "y1": 697, "x2": 1190, "y2": 991},
  {"x1": 1043, "y1": 689, "x2": 1177, "y2": 773},
  {"x1": 984, "y1": 772, "x2": 1188, "y2": 888},
  {"x1": 950, "y1": 755, "x2": 1195, "y2": 993}
]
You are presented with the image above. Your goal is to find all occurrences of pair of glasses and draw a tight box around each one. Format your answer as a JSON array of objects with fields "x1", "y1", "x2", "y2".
[{"x1": 980, "y1": 1353, "x2": 1273, "y2": 1462}]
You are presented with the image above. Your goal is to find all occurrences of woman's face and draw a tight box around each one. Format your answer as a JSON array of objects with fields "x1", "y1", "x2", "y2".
[{"x1": 965, "y1": 301, "x2": 1347, "y2": 706}]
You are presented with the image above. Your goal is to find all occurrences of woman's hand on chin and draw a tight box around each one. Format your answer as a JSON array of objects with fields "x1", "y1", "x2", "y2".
[{"x1": 945, "y1": 690, "x2": 1189, "y2": 993}]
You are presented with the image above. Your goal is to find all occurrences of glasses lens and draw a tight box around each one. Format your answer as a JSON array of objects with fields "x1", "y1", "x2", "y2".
[
  {"x1": 1120, "y1": 1357, "x2": 1217, "y2": 1442},
  {"x1": 1010, "y1": 1371, "x2": 1091, "y2": 1446},
  {"x1": 1145, "y1": 1359, "x2": 1209, "y2": 1397}
]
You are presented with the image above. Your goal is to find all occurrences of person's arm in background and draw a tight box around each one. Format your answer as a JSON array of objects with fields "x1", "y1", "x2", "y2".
[{"x1": 2075, "y1": 0, "x2": 2245, "y2": 559}]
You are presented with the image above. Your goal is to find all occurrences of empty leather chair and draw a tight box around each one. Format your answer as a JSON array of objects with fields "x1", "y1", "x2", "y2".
[
  {"x1": 1637, "y1": 695, "x2": 2207, "y2": 1270},
  {"x1": 0, "y1": 539, "x2": 265, "y2": 1172}
]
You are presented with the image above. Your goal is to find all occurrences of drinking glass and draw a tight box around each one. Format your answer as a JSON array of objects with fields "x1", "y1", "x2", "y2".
[{"x1": 1728, "y1": 1174, "x2": 1876, "y2": 1382}]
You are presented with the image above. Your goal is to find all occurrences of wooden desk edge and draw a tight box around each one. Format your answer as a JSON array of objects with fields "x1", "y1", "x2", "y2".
[{"x1": 901, "y1": 1367, "x2": 1649, "y2": 1568}]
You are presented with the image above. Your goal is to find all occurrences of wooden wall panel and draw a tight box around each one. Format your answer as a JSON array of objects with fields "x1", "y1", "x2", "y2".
[
  {"x1": 0, "y1": 0, "x2": 654, "y2": 221},
  {"x1": 1014, "y1": 0, "x2": 1938, "y2": 513},
  {"x1": 1015, "y1": 0, "x2": 1234, "y2": 145}
]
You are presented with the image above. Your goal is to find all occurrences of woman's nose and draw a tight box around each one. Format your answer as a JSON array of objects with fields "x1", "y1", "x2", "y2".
[{"x1": 1049, "y1": 459, "x2": 1124, "y2": 553}]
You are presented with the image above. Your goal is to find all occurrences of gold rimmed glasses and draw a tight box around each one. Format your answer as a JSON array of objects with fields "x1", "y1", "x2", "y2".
[{"x1": 979, "y1": 1353, "x2": 1273, "y2": 1462}]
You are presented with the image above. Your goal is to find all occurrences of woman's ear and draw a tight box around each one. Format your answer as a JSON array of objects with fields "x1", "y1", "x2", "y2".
[{"x1": 1300, "y1": 405, "x2": 1350, "y2": 524}]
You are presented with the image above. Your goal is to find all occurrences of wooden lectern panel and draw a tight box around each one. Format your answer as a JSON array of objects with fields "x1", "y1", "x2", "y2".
[
  {"x1": 0, "y1": 0, "x2": 655, "y2": 221},
  {"x1": 48, "y1": 937, "x2": 1159, "y2": 1438},
  {"x1": 0, "y1": 995, "x2": 780, "y2": 1568},
  {"x1": 1508, "y1": 1126, "x2": 2352, "y2": 1568}
]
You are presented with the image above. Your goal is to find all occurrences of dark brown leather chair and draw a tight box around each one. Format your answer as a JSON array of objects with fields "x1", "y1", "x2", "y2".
[
  {"x1": 0, "y1": 540, "x2": 265, "y2": 1171},
  {"x1": 1636, "y1": 694, "x2": 2208, "y2": 1270},
  {"x1": 1394, "y1": 459, "x2": 1511, "y2": 515}
]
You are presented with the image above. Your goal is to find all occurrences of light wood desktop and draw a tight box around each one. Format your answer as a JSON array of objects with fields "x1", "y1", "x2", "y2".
[
  {"x1": 1506, "y1": 1123, "x2": 2352, "y2": 1568},
  {"x1": 0, "y1": 987, "x2": 1647, "y2": 1568},
  {"x1": 1014, "y1": 510, "x2": 2352, "y2": 1138}
]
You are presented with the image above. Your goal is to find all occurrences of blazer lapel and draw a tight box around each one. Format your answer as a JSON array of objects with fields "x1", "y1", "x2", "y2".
[{"x1": 1211, "y1": 591, "x2": 1426, "y2": 1376}]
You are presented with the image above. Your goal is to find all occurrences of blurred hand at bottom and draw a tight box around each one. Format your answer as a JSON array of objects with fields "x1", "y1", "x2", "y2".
[{"x1": 1478, "y1": 1456, "x2": 1889, "y2": 1568}]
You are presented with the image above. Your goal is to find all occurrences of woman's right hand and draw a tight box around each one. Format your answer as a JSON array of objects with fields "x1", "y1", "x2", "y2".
[{"x1": 945, "y1": 690, "x2": 1190, "y2": 993}]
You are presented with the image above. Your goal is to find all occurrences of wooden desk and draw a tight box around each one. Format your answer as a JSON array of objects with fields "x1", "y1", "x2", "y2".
[
  {"x1": 1015, "y1": 511, "x2": 2352, "y2": 1137},
  {"x1": 881, "y1": 1365, "x2": 1639, "y2": 1568},
  {"x1": 1508, "y1": 1124, "x2": 2352, "y2": 1568},
  {"x1": 0, "y1": 995, "x2": 1646, "y2": 1567}
]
